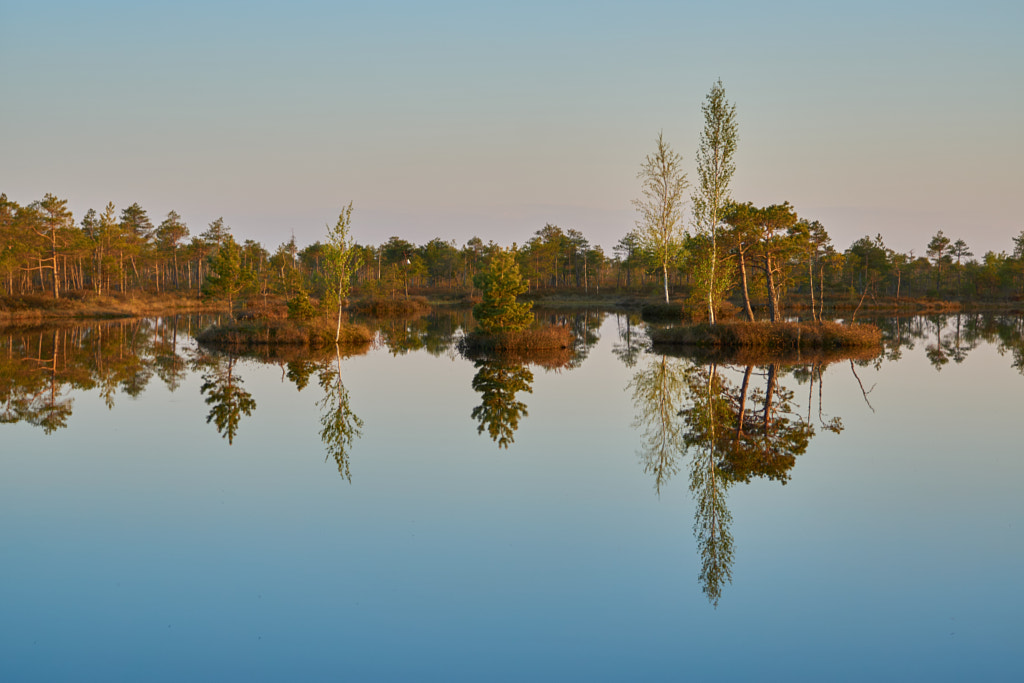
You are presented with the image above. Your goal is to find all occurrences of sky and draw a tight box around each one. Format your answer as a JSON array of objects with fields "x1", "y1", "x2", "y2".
[{"x1": 2, "y1": 0, "x2": 1021, "y2": 256}]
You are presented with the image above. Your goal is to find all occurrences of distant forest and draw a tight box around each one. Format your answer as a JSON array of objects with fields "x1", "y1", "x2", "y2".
[{"x1": 3, "y1": 191, "x2": 1024, "y2": 311}]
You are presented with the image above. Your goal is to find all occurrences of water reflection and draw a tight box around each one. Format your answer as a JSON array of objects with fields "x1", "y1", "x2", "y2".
[
  {"x1": 358, "y1": 308, "x2": 471, "y2": 358},
  {"x1": 317, "y1": 345, "x2": 363, "y2": 481},
  {"x1": 197, "y1": 341, "x2": 366, "y2": 479},
  {"x1": 0, "y1": 317, "x2": 205, "y2": 432},
  {"x1": 464, "y1": 345, "x2": 577, "y2": 449},
  {"x1": 0, "y1": 327, "x2": 75, "y2": 433},
  {"x1": 198, "y1": 351, "x2": 256, "y2": 445},
  {"x1": 874, "y1": 312, "x2": 1024, "y2": 371},
  {"x1": 628, "y1": 355, "x2": 687, "y2": 492},
  {"x1": 471, "y1": 360, "x2": 534, "y2": 448},
  {"x1": 684, "y1": 364, "x2": 735, "y2": 606},
  {"x1": 285, "y1": 359, "x2": 318, "y2": 391},
  {"x1": 612, "y1": 312, "x2": 647, "y2": 368},
  {"x1": 626, "y1": 339, "x2": 878, "y2": 605}
]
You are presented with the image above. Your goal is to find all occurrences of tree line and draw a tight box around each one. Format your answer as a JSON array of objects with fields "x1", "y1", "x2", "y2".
[
  {"x1": 4, "y1": 189, "x2": 1022, "y2": 311},
  {"x1": 4, "y1": 79, "x2": 1023, "y2": 324}
]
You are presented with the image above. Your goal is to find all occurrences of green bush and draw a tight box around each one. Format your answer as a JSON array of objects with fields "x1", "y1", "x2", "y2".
[{"x1": 287, "y1": 291, "x2": 317, "y2": 322}]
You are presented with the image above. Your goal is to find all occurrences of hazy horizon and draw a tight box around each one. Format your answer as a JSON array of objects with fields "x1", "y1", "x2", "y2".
[{"x1": 2, "y1": 0, "x2": 1021, "y2": 256}]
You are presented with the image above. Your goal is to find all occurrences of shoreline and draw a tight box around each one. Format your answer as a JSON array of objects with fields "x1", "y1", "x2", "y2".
[{"x1": 4, "y1": 289, "x2": 1024, "y2": 324}]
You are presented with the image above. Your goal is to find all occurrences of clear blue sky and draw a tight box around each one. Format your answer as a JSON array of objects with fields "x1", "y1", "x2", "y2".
[{"x1": 2, "y1": 0, "x2": 1021, "y2": 256}]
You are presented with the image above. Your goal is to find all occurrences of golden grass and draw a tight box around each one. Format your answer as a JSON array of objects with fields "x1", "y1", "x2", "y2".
[
  {"x1": 196, "y1": 319, "x2": 373, "y2": 349},
  {"x1": 649, "y1": 321, "x2": 882, "y2": 350},
  {"x1": 461, "y1": 325, "x2": 573, "y2": 353},
  {"x1": 0, "y1": 292, "x2": 222, "y2": 321}
]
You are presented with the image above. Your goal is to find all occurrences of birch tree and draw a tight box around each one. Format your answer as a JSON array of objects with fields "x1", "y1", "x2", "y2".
[
  {"x1": 325, "y1": 202, "x2": 363, "y2": 342},
  {"x1": 692, "y1": 80, "x2": 738, "y2": 323},
  {"x1": 634, "y1": 132, "x2": 688, "y2": 303}
]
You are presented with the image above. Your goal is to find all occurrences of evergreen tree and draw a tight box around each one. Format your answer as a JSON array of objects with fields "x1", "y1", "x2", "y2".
[
  {"x1": 472, "y1": 246, "x2": 533, "y2": 334},
  {"x1": 155, "y1": 210, "x2": 189, "y2": 289},
  {"x1": 927, "y1": 230, "x2": 952, "y2": 291},
  {"x1": 202, "y1": 235, "x2": 252, "y2": 316}
]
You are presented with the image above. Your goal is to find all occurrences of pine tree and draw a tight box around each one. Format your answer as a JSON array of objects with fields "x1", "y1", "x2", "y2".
[
  {"x1": 472, "y1": 247, "x2": 533, "y2": 334},
  {"x1": 202, "y1": 236, "x2": 252, "y2": 316}
]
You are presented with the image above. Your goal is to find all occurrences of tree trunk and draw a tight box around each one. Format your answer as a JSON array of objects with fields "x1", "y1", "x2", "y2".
[
  {"x1": 818, "y1": 266, "x2": 825, "y2": 321},
  {"x1": 764, "y1": 256, "x2": 778, "y2": 322},
  {"x1": 739, "y1": 249, "x2": 754, "y2": 322},
  {"x1": 50, "y1": 235, "x2": 60, "y2": 299},
  {"x1": 808, "y1": 256, "x2": 817, "y2": 322},
  {"x1": 736, "y1": 365, "x2": 752, "y2": 443},
  {"x1": 763, "y1": 363, "x2": 777, "y2": 432},
  {"x1": 708, "y1": 230, "x2": 717, "y2": 323}
]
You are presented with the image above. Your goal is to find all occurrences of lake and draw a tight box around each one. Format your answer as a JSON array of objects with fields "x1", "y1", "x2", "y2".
[{"x1": 2, "y1": 311, "x2": 1022, "y2": 681}]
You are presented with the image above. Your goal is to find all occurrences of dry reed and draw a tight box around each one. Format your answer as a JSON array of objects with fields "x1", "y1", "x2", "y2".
[{"x1": 649, "y1": 321, "x2": 882, "y2": 350}]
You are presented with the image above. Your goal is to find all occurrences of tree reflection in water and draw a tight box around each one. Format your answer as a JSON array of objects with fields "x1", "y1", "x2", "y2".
[
  {"x1": 471, "y1": 360, "x2": 534, "y2": 449},
  {"x1": 628, "y1": 344, "x2": 865, "y2": 606},
  {"x1": 628, "y1": 355, "x2": 687, "y2": 492},
  {"x1": 199, "y1": 352, "x2": 256, "y2": 445},
  {"x1": 317, "y1": 345, "x2": 364, "y2": 481},
  {"x1": 0, "y1": 317, "x2": 205, "y2": 432},
  {"x1": 466, "y1": 345, "x2": 575, "y2": 449}
]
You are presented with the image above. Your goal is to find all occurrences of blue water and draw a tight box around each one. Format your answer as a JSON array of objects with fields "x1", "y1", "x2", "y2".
[{"x1": 2, "y1": 314, "x2": 1022, "y2": 681}]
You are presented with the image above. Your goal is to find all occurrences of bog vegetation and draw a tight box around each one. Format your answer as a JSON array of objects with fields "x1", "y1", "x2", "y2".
[{"x1": 6, "y1": 189, "x2": 1021, "y2": 320}]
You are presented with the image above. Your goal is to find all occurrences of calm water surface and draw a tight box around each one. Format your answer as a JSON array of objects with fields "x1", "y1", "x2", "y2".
[{"x1": 2, "y1": 312, "x2": 1023, "y2": 681}]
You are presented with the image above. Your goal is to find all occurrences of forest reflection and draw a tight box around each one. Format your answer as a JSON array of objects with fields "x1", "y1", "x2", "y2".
[
  {"x1": 461, "y1": 309, "x2": 603, "y2": 449},
  {"x1": 364, "y1": 308, "x2": 469, "y2": 358},
  {"x1": 6, "y1": 311, "x2": 1024, "y2": 489},
  {"x1": 874, "y1": 312, "x2": 1024, "y2": 373},
  {"x1": 0, "y1": 316, "x2": 203, "y2": 433},
  {"x1": 467, "y1": 346, "x2": 578, "y2": 449},
  {"x1": 359, "y1": 306, "x2": 607, "y2": 365},
  {"x1": 197, "y1": 351, "x2": 255, "y2": 445},
  {"x1": 628, "y1": 344, "x2": 870, "y2": 606}
]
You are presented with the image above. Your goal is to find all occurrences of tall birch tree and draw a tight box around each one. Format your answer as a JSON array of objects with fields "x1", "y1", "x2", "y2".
[
  {"x1": 634, "y1": 132, "x2": 688, "y2": 303},
  {"x1": 325, "y1": 202, "x2": 363, "y2": 342},
  {"x1": 692, "y1": 80, "x2": 738, "y2": 323}
]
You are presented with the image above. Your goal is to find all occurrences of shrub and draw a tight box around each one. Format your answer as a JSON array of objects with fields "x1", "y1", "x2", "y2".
[
  {"x1": 472, "y1": 247, "x2": 532, "y2": 334},
  {"x1": 287, "y1": 291, "x2": 317, "y2": 322}
]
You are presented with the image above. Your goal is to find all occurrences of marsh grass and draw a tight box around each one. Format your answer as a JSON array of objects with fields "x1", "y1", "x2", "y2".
[
  {"x1": 0, "y1": 292, "x2": 220, "y2": 322},
  {"x1": 196, "y1": 318, "x2": 373, "y2": 349},
  {"x1": 461, "y1": 325, "x2": 573, "y2": 354},
  {"x1": 649, "y1": 321, "x2": 882, "y2": 350}
]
